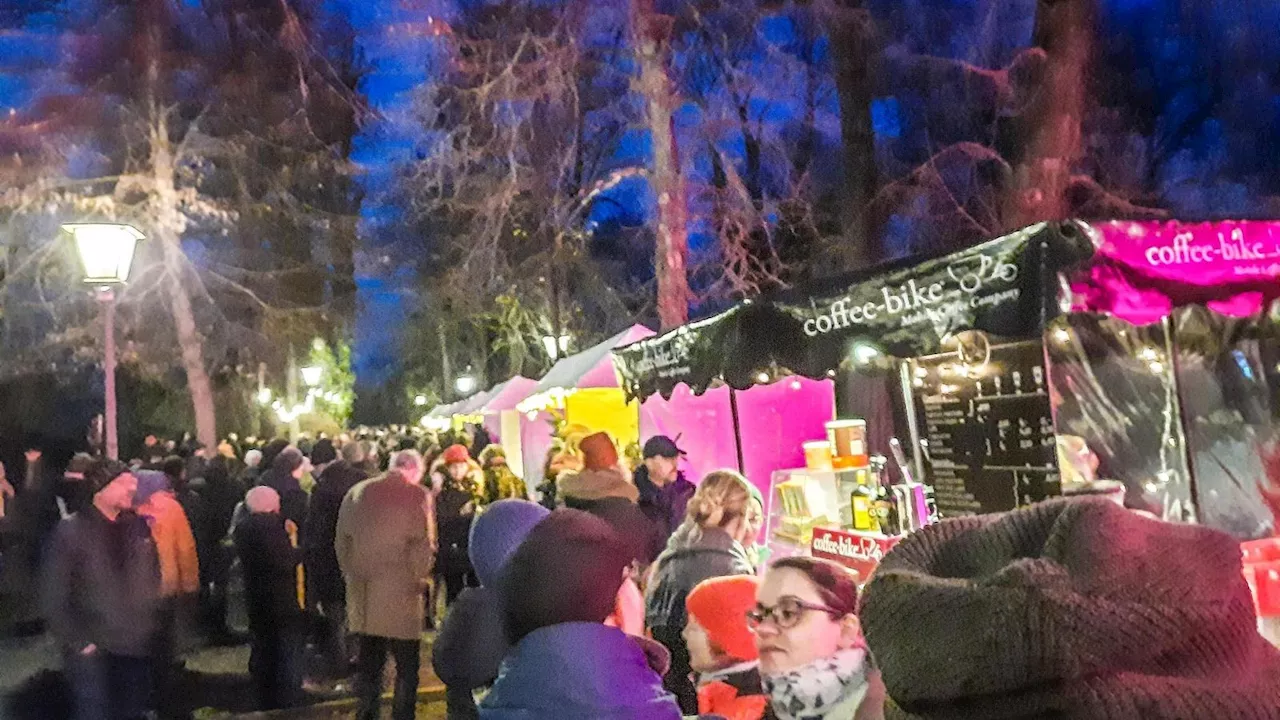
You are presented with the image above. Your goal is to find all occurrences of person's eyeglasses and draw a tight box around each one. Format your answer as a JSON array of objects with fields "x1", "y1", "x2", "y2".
[{"x1": 746, "y1": 596, "x2": 842, "y2": 631}]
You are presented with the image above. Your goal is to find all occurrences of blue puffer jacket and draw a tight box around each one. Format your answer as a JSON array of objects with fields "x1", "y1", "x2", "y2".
[{"x1": 479, "y1": 622, "x2": 682, "y2": 720}]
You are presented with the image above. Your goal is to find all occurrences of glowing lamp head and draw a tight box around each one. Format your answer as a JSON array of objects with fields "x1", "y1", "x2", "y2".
[
  {"x1": 414, "y1": 394, "x2": 428, "y2": 406},
  {"x1": 64, "y1": 223, "x2": 143, "y2": 286},
  {"x1": 300, "y1": 365, "x2": 323, "y2": 387},
  {"x1": 455, "y1": 374, "x2": 477, "y2": 395}
]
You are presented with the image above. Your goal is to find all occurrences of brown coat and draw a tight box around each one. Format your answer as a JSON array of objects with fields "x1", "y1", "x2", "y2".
[{"x1": 336, "y1": 471, "x2": 434, "y2": 640}]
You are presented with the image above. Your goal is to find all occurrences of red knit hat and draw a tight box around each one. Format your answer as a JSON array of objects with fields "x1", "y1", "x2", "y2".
[
  {"x1": 686, "y1": 575, "x2": 760, "y2": 662},
  {"x1": 442, "y1": 444, "x2": 470, "y2": 465},
  {"x1": 579, "y1": 432, "x2": 619, "y2": 471}
]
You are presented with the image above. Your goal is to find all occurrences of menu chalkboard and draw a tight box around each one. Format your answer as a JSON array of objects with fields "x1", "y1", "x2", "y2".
[{"x1": 910, "y1": 340, "x2": 1060, "y2": 518}]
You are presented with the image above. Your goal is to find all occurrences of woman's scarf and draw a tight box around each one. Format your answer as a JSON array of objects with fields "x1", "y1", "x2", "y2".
[{"x1": 763, "y1": 647, "x2": 872, "y2": 720}]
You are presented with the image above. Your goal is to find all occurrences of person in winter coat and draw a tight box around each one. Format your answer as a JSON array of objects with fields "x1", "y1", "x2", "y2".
[
  {"x1": 53, "y1": 454, "x2": 96, "y2": 519},
  {"x1": 42, "y1": 459, "x2": 161, "y2": 720},
  {"x1": 860, "y1": 498, "x2": 1280, "y2": 719},
  {"x1": 259, "y1": 447, "x2": 309, "y2": 532},
  {"x1": 336, "y1": 450, "x2": 434, "y2": 720},
  {"x1": 478, "y1": 446, "x2": 526, "y2": 503},
  {"x1": 685, "y1": 575, "x2": 774, "y2": 720},
  {"x1": 192, "y1": 455, "x2": 243, "y2": 642},
  {"x1": 432, "y1": 499, "x2": 550, "y2": 720},
  {"x1": 434, "y1": 444, "x2": 481, "y2": 605},
  {"x1": 752, "y1": 556, "x2": 883, "y2": 720},
  {"x1": 634, "y1": 435, "x2": 696, "y2": 550},
  {"x1": 479, "y1": 509, "x2": 682, "y2": 720},
  {"x1": 134, "y1": 469, "x2": 199, "y2": 681},
  {"x1": 234, "y1": 486, "x2": 307, "y2": 710},
  {"x1": 240, "y1": 449, "x2": 264, "y2": 488},
  {"x1": 558, "y1": 432, "x2": 662, "y2": 568},
  {"x1": 304, "y1": 440, "x2": 370, "y2": 678},
  {"x1": 646, "y1": 469, "x2": 762, "y2": 714}
]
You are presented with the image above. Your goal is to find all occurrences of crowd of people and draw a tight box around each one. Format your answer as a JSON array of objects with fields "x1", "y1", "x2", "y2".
[{"x1": 3, "y1": 422, "x2": 1280, "y2": 720}]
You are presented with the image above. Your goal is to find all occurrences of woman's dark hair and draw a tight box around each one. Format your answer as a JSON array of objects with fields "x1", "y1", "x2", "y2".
[{"x1": 770, "y1": 556, "x2": 859, "y2": 617}]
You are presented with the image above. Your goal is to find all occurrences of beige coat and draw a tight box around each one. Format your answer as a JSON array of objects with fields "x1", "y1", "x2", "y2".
[{"x1": 336, "y1": 471, "x2": 434, "y2": 640}]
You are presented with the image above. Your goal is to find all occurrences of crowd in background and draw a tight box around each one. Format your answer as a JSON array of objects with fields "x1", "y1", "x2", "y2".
[{"x1": 3, "y1": 422, "x2": 1280, "y2": 720}]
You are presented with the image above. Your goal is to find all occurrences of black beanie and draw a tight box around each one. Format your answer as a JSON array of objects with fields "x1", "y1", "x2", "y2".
[
  {"x1": 496, "y1": 508, "x2": 631, "y2": 644},
  {"x1": 86, "y1": 458, "x2": 129, "y2": 494},
  {"x1": 860, "y1": 498, "x2": 1280, "y2": 720}
]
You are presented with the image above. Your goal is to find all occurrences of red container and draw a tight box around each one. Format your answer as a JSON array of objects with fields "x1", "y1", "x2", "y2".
[{"x1": 1242, "y1": 538, "x2": 1280, "y2": 618}]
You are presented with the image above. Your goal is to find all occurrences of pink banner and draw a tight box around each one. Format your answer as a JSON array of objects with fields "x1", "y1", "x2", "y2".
[
  {"x1": 1094, "y1": 221, "x2": 1280, "y2": 284},
  {"x1": 1073, "y1": 221, "x2": 1280, "y2": 325}
]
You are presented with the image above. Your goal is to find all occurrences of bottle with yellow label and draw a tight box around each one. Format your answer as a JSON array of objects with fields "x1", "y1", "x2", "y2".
[{"x1": 850, "y1": 465, "x2": 879, "y2": 533}]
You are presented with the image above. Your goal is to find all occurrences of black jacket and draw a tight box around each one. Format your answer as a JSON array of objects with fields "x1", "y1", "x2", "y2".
[
  {"x1": 52, "y1": 476, "x2": 94, "y2": 518},
  {"x1": 634, "y1": 467, "x2": 696, "y2": 548},
  {"x1": 430, "y1": 585, "x2": 506, "y2": 716},
  {"x1": 234, "y1": 512, "x2": 303, "y2": 626},
  {"x1": 435, "y1": 485, "x2": 475, "y2": 575},
  {"x1": 41, "y1": 506, "x2": 161, "y2": 657},
  {"x1": 303, "y1": 460, "x2": 368, "y2": 600},
  {"x1": 259, "y1": 468, "x2": 309, "y2": 533}
]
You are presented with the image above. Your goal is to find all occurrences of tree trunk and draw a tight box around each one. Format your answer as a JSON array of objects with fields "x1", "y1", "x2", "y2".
[
  {"x1": 829, "y1": 0, "x2": 878, "y2": 266},
  {"x1": 151, "y1": 114, "x2": 218, "y2": 451},
  {"x1": 1003, "y1": 0, "x2": 1094, "y2": 229},
  {"x1": 632, "y1": 0, "x2": 690, "y2": 329}
]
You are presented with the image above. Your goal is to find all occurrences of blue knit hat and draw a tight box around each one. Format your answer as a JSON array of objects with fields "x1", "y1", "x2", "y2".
[
  {"x1": 133, "y1": 469, "x2": 170, "y2": 507},
  {"x1": 469, "y1": 499, "x2": 550, "y2": 586}
]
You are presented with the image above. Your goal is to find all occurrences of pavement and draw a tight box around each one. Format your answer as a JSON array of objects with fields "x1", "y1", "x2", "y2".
[{"x1": 0, "y1": 628, "x2": 450, "y2": 719}]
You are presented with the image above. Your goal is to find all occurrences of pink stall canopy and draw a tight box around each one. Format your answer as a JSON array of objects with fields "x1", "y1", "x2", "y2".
[
  {"x1": 481, "y1": 377, "x2": 538, "y2": 413},
  {"x1": 528, "y1": 324, "x2": 655, "y2": 401},
  {"x1": 1071, "y1": 220, "x2": 1280, "y2": 325}
]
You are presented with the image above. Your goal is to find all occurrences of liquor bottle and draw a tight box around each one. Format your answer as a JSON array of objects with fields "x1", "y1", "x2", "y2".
[{"x1": 850, "y1": 466, "x2": 878, "y2": 533}]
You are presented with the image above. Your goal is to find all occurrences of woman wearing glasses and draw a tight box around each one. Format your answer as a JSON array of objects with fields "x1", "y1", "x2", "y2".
[{"x1": 751, "y1": 556, "x2": 885, "y2": 720}]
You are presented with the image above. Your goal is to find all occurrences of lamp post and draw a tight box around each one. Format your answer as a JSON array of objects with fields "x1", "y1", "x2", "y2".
[{"x1": 65, "y1": 223, "x2": 143, "y2": 460}]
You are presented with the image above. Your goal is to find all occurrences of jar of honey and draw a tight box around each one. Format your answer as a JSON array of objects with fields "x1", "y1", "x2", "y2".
[{"x1": 803, "y1": 440, "x2": 834, "y2": 472}]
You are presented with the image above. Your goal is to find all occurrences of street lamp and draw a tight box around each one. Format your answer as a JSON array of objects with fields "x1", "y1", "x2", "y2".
[
  {"x1": 414, "y1": 394, "x2": 428, "y2": 406},
  {"x1": 64, "y1": 223, "x2": 143, "y2": 460},
  {"x1": 300, "y1": 365, "x2": 324, "y2": 387},
  {"x1": 455, "y1": 371, "x2": 477, "y2": 396}
]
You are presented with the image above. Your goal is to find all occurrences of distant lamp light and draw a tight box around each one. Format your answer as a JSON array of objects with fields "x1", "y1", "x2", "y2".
[
  {"x1": 456, "y1": 372, "x2": 477, "y2": 395},
  {"x1": 1148, "y1": 361, "x2": 1165, "y2": 375},
  {"x1": 1139, "y1": 346, "x2": 1159, "y2": 361},
  {"x1": 414, "y1": 394, "x2": 428, "y2": 407},
  {"x1": 542, "y1": 334, "x2": 571, "y2": 360},
  {"x1": 756, "y1": 372, "x2": 770, "y2": 384},
  {"x1": 1052, "y1": 327, "x2": 1071, "y2": 345},
  {"x1": 300, "y1": 365, "x2": 323, "y2": 387},
  {"x1": 257, "y1": 387, "x2": 272, "y2": 405},
  {"x1": 64, "y1": 223, "x2": 144, "y2": 286}
]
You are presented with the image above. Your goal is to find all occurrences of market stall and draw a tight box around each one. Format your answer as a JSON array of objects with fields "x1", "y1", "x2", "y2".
[
  {"x1": 479, "y1": 376, "x2": 540, "y2": 479},
  {"x1": 518, "y1": 324, "x2": 655, "y2": 451},
  {"x1": 615, "y1": 221, "x2": 1093, "y2": 580}
]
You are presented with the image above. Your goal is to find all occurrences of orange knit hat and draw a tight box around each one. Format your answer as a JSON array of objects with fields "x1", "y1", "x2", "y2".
[
  {"x1": 686, "y1": 575, "x2": 761, "y2": 662},
  {"x1": 579, "y1": 432, "x2": 619, "y2": 471}
]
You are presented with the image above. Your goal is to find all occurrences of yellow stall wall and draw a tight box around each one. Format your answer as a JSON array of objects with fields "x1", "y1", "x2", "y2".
[{"x1": 564, "y1": 388, "x2": 640, "y2": 446}]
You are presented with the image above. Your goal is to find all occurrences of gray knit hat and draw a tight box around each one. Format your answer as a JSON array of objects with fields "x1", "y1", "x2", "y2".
[{"x1": 860, "y1": 498, "x2": 1280, "y2": 719}]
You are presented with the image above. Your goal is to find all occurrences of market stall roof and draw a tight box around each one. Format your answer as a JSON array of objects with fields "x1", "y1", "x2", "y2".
[
  {"x1": 614, "y1": 222, "x2": 1095, "y2": 400},
  {"x1": 454, "y1": 389, "x2": 492, "y2": 417},
  {"x1": 480, "y1": 376, "x2": 538, "y2": 413},
  {"x1": 426, "y1": 401, "x2": 459, "y2": 419},
  {"x1": 520, "y1": 324, "x2": 655, "y2": 411}
]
